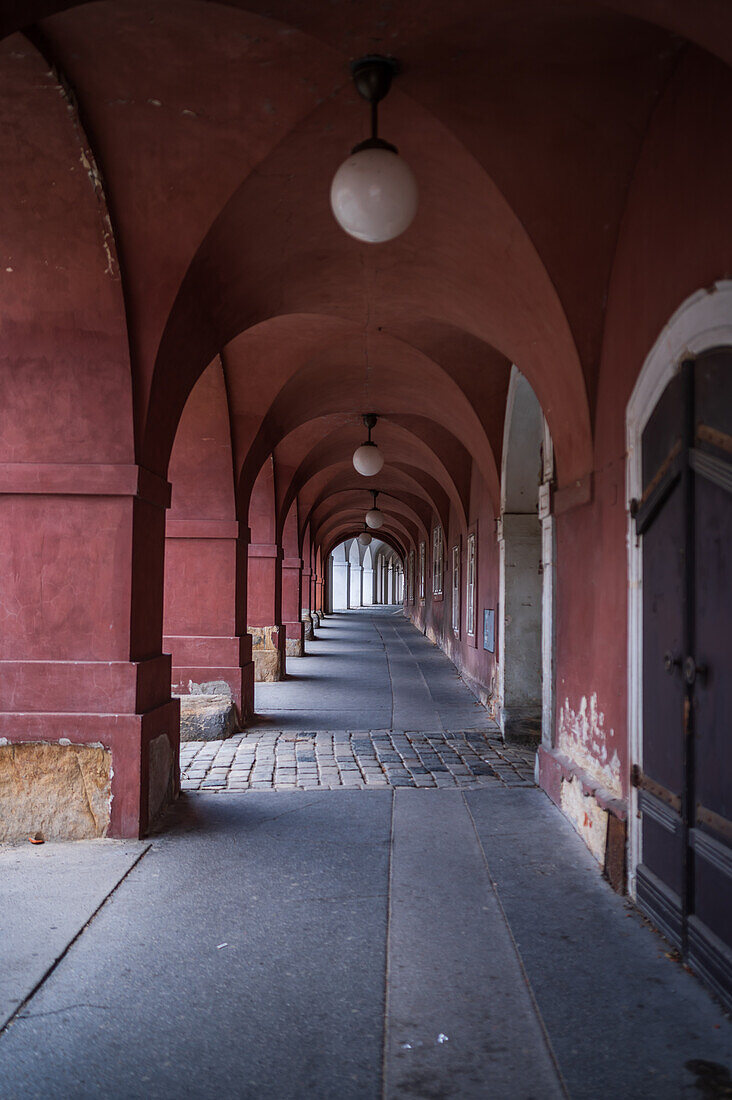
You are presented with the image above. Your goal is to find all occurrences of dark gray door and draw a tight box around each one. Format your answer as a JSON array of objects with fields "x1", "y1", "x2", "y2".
[{"x1": 633, "y1": 349, "x2": 732, "y2": 1010}]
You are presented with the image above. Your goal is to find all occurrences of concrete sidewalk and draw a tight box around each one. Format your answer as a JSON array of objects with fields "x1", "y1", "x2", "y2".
[{"x1": 2, "y1": 789, "x2": 730, "y2": 1099}]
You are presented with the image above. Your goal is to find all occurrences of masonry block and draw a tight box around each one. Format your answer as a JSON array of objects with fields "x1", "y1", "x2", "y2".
[{"x1": 0, "y1": 741, "x2": 111, "y2": 842}]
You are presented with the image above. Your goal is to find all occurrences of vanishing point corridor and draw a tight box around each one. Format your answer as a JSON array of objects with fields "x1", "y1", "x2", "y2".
[{"x1": 1, "y1": 610, "x2": 730, "y2": 1100}]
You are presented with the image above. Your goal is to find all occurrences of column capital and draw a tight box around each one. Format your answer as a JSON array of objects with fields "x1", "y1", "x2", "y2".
[
  {"x1": 0, "y1": 462, "x2": 171, "y2": 509},
  {"x1": 248, "y1": 542, "x2": 283, "y2": 559},
  {"x1": 166, "y1": 518, "x2": 243, "y2": 539}
]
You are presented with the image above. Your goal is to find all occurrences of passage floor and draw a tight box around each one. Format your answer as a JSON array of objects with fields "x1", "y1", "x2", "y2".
[{"x1": 1, "y1": 610, "x2": 730, "y2": 1098}]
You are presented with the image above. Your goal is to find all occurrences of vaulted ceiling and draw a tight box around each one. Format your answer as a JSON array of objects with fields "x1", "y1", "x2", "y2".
[{"x1": 3, "y1": 0, "x2": 727, "y2": 557}]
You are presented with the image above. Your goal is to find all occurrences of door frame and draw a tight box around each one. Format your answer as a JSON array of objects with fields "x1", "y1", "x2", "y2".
[{"x1": 625, "y1": 280, "x2": 732, "y2": 898}]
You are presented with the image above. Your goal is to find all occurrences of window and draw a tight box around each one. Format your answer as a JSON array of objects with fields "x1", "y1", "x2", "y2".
[
  {"x1": 419, "y1": 542, "x2": 426, "y2": 600},
  {"x1": 451, "y1": 545, "x2": 460, "y2": 634},
  {"x1": 408, "y1": 549, "x2": 415, "y2": 603},
  {"x1": 466, "y1": 532, "x2": 476, "y2": 636},
  {"x1": 432, "y1": 525, "x2": 443, "y2": 595}
]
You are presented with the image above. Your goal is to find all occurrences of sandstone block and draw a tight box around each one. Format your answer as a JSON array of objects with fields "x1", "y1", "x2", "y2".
[
  {"x1": 0, "y1": 741, "x2": 111, "y2": 842},
  {"x1": 253, "y1": 650, "x2": 283, "y2": 682}
]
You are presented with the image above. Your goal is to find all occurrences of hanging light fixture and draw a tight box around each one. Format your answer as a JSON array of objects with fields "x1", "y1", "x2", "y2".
[
  {"x1": 353, "y1": 413, "x2": 384, "y2": 476},
  {"x1": 358, "y1": 526, "x2": 373, "y2": 547},
  {"x1": 331, "y1": 55, "x2": 418, "y2": 244},
  {"x1": 366, "y1": 489, "x2": 385, "y2": 529}
]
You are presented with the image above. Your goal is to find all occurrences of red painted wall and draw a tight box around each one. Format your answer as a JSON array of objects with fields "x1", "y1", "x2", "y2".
[{"x1": 552, "y1": 47, "x2": 732, "y2": 800}]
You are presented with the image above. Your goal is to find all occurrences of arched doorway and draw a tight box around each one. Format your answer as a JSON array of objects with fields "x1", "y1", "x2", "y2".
[{"x1": 628, "y1": 287, "x2": 732, "y2": 1007}]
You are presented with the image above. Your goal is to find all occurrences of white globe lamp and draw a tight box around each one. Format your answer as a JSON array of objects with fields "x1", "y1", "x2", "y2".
[
  {"x1": 366, "y1": 507, "x2": 384, "y2": 528},
  {"x1": 358, "y1": 530, "x2": 373, "y2": 547},
  {"x1": 353, "y1": 413, "x2": 384, "y2": 477},
  {"x1": 331, "y1": 55, "x2": 418, "y2": 245},
  {"x1": 331, "y1": 147, "x2": 417, "y2": 244},
  {"x1": 366, "y1": 490, "x2": 385, "y2": 529}
]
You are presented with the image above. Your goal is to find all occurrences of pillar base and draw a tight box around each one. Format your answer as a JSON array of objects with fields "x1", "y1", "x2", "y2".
[
  {"x1": 165, "y1": 634, "x2": 255, "y2": 720},
  {"x1": 284, "y1": 621, "x2": 305, "y2": 658},
  {"x1": 0, "y1": 699, "x2": 180, "y2": 840},
  {"x1": 248, "y1": 626, "x2": 286, "y2": 682},
  {"x1": 500, "y1": 704, "x2": 542, "y2": 744}
]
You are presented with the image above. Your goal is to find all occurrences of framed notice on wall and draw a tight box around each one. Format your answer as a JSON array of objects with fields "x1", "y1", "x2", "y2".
[{"x1": 483, "y1": 609, "x2": 495, "y2": 653}]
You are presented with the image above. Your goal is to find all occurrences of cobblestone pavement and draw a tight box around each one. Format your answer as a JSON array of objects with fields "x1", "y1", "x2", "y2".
[{"x1": 180, "y1": 729, "x2": 536, "y2": 791}]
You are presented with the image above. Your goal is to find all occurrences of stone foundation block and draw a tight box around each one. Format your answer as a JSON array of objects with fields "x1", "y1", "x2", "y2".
[
  {"x1": 177, "y1": 691, "x2": 239, "y2": 741},
  {"x1": 252, "y1": 649, "x2": 284, "y2": 681},
  {"x1": 501, "y1": 704, "x2": 542, "y2": 744},
  {"x1": 148, "y1": 733, "x2": 175, "y2": 823},
  {"x1": 286, "y1": 638, "x2": 304, "y2": 657},
  {"x1": 0, "y1": 741, "x2": 111, "y2": 842},
  {"x1": 248, "y1": 625, "x2": 285, "y2": 682}
]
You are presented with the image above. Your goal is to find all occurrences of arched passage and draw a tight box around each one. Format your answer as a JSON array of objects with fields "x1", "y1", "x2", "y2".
[{"x1": 0, "y1": 8, "x2": 729, "y2": 1017}]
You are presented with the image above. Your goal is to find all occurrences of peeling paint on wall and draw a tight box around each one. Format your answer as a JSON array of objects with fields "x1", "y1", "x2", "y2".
[
  {"x1": 560, "y1": 774, "x2": 609, "y2": 865},
  {"x1": 558, "y1": 693, "x2": 622, "y2": 797},
  {"x1": 47, "y1": 59, "x2": 120, "y2": 279}
]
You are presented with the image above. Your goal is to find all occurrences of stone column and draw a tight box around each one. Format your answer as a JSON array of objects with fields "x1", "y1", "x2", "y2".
[
  {"x1": 315, "y1": 570, "x2": 325, "y2": 621},
  {"x1": 332, "y1": 560, "x2": 350, "y2": 610},
  {"x1": 362, "y1": 567, "x2": 375, "y2": 605},
  {"x1": 301, "y1": 564, "x2": 314, "y2": 639},
  {"x1": 282, "y1": 556, "x2": 305, "y2": 657},
  {"x1": 247, "y1": 542, "x2": 286, "y2": 681},
  {"x1": 0, "y1": 464, "x2": 180, "y2": 840},
  {"x1": 164, "y1": 518, "x2": 254, "y2": 720},
  {"x1": 350, "y1": 562, "x2": 363, "y2": 608},
  {"x1": 498, "y1": 513, "x2": 542, "y2": 740}
]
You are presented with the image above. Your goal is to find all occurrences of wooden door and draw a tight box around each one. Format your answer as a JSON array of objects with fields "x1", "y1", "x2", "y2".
[{"x1": 633, "y1": 350, "x2": 732, "y2": 1010}]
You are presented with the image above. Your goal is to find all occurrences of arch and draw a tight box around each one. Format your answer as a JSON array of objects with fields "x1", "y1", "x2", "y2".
[
  {"x1": 145, "y1": 87, "x2": 590, "y2": 486},
  {"x1": 230, "y1": 320, "x2": 500, "y2": 514},
  {"x1": 275, "y1": 417, "x2": 467, "y2": 538},
  {"x1": 0, "y1": 34, "x2": 133, "y2": 467},
  {"x1": 324, "y1": 529, "x2": 406, "y2": 565}
]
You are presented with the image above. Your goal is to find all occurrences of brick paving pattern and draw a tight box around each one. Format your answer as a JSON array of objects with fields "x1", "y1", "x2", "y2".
[{"x1": 180, "y1": 730, "x2": 536, "y2": 792}]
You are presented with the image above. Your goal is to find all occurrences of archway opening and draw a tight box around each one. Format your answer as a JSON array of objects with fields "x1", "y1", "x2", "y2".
[{"x1": 498, "y1": 367, "x2": 553, "y2": 743}]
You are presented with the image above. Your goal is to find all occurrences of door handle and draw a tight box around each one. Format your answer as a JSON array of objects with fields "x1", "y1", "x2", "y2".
[
  {"x1": 664, "y1": 651, "x2": 681, "y2": 674},
  {"x1": 684, "y1": 656, "x2": 708, "y2": 686}
]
